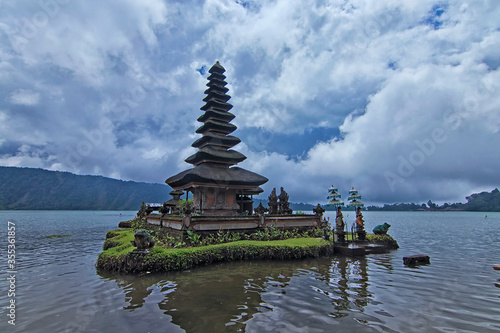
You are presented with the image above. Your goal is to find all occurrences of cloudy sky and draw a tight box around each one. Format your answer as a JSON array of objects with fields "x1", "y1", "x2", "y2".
[{"x1": 1, "y1": 0, "x2": 499, "y2": 205}]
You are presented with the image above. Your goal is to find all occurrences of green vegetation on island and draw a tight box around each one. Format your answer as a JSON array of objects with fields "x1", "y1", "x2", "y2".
[
  {"x1": 97, "y1": 228, "x2": 334, "y2": 273},
  {"x1": 96, "y1": 217, "x2": 398, "y2": 273}
]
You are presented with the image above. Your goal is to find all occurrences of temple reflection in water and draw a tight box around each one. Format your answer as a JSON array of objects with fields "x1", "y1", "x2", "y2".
[{"x1": 99, "y1": 255, "x2": 393, "y2": 332}]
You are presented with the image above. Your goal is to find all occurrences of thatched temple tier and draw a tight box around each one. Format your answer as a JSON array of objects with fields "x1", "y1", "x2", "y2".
[{"x1": 146, "y1": 213, "x2": 323, "y2": 234}]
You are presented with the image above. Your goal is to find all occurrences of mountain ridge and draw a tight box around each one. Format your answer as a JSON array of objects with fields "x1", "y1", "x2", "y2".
[{"x1": 0, "y1": 166, "x2": 170, "y2": 210}]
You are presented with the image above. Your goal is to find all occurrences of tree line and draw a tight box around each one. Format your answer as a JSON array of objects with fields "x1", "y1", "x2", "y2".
[{"x1": 367, "y1": 188, "x2": 500, "y2": 212}]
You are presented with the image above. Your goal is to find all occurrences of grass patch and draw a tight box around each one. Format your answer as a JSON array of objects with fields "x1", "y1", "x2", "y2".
[
  {"x1": 45, "y1": 234, "x2": 71, "y2": 238},
  {"x1": 102, "y1": 229, "x2": 135, "y2": 251},
  {"x1": 97, "y1": 229, "x2": 334, "y2": 273}
]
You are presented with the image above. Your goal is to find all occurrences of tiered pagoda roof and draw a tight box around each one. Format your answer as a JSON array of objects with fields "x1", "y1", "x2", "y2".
[
  {"x1": 166, "y1": 61, "x2": 268, "y2": 193},
  {"x1": 347, "y1": 187, "x2": 364, "y2": 208},
  {"x1": 326, "y1": 185, "x2": 344, "y2": 207}
]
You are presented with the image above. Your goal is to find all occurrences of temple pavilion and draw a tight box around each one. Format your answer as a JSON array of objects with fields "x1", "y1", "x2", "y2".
[
  {"x1": 165, "y1": 62, "x2": 268, "y2": 216},
  {"x1": 326, "y1": 185, "x2": 344, "y2": 208}
]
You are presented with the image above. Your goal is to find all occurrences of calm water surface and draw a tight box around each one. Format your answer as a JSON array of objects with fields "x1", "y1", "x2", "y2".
[{"x1": 1, "y1": 210, "x2": 499, "y2": 332}]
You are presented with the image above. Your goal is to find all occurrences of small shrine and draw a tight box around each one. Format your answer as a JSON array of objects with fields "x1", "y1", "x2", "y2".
[
  {"x1": 330, "y1": 186, "x2": 388, "y2": 255},
  {"x1": 162, "y1": 190, "x2": 184, "y2": 215}
]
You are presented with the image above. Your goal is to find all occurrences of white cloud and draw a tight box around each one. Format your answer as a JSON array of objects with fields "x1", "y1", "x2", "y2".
[
  {"x1": 9, "y1": 89, "x2": 40, "y2": 106},
  {"x1": 0, "y1": 0, "x2": 499, "y2": 205}
]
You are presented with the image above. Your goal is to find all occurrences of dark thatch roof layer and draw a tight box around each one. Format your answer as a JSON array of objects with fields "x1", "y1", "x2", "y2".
[
  {"x1": 166, "y1": 164, "x2": 268, "y2": 189},
  {"x1": 169, "y1": 190, "x2": 184, "y2": 196},
  {"x1": 200, "y1": 99, "x2": 233, "y2": 111},
  {"x1": 191, "y1": 133, "x2": 241, "y2": 149},
  {"x1": 185, "y1": 148, "x2": 246, "y2": 165},
  {"x1": 197, "y1": 109, "x2": 235, "y2": 123},
  {"x1": 207, "y1": 72, "x2": 226, "y2": 81},
  {"x1": 203, "y1": 91, "x2": 231, "y2": 103},
  {"x1": 209, "y1": 61, "x2": 225, "y2": 74},
  {"x1": 195, "y1": 119, "x2": 237, "y2": 135},
  {"x1": 204, "y1": 85, "x2": 229, "y2": 95},
  {"x1": 206, "y1": 80, "x2": 227, "y2": 88}
]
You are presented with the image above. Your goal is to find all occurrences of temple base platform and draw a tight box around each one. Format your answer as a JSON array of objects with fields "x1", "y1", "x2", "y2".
[{"x1": 147, "y1": 213, "x2": 323, "y2": 235}]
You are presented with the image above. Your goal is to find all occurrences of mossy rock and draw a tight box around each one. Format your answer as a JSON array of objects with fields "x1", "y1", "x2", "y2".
[
  {"x1": 106, "y1": 230, "x2": 120, "y2": 239},
  {"x1": 366, "y1": 234, "x2": 399, "y2": 249},
  {"x1": 118, "y1": 220, "x2": 133, "y2": 228}
]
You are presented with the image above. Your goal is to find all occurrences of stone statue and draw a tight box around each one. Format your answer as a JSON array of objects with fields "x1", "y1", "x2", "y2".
[
  {"x1": 268, "y1": 188, "x2": 278, "y2": 215},
  {"x1": 373, "y1": 223, "x2": 391, "y2": 235},
  {"x1": 159, "y1": 202, "x2": 170, "y2": 215},
  {"x1": 180, "y1": 202, "x2": 193, "y2": 216},
  {"x1": 335, "y1": 206, "x2": 345, "y2": 242},
  {"x1": 278, "y1": 187, "x2": 292, "y2": 215},
  {"x1": 254, "y1": 202, "x2": 268, "y2": 216},
  {"x1": 313, "y1": 203, "x2": 325, "y2": 216},
  {"x1": 355, "y1": 207, "x2": 366, "y2": 240},
  {"x1": 355, "y1": 208, "x2": 364, "y2": 230},
  {"x1": 131, "y1": 230, "x2": 155, "y2": 253}
]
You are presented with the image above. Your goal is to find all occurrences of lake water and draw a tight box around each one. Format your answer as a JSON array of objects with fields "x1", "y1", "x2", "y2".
[{"x1": 1, "y1": 210, "x2": 499, "y2": 332}]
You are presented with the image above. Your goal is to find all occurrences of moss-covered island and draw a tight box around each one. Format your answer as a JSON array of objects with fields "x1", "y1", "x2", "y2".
[
  {"x1": 96, "y1": 62, "x2": 399, "y2": 273},
  {"x1": 96, "y1": 219, "x2": 399, "y2": 273}
]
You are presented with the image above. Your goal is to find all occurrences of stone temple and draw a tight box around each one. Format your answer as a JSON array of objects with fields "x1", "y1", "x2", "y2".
[{"x1": 165, "y1": 61, "x2": 268, "y2": 216}]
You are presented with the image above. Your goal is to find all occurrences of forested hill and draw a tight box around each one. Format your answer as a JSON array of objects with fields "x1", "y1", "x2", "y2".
[{"x1": 0, "y1": 166, "x2": 170, "y2": 210}]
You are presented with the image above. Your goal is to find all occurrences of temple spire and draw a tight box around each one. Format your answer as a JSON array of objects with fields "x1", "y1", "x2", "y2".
[
  {"x1": 165, "y1": 61, "x2": 268, "y2": 216},
  {"x1": 185, "y1": 62, "x2": 246, "y2": 166}
]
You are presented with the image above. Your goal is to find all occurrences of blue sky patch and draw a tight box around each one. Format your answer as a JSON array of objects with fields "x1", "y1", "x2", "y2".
[{"x1": 423, "y1": 3, "x2": 448, "y2": 30}]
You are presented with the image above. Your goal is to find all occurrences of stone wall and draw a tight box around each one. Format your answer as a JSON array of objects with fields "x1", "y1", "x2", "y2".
[{"x1": 147, "y1": 213, "x2": 323, "y2": 234}]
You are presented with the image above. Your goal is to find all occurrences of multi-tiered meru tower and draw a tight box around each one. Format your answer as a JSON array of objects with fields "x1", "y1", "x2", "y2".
[{"x1": 166, "y1": 62, "x2": 268, "y2": 216}]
